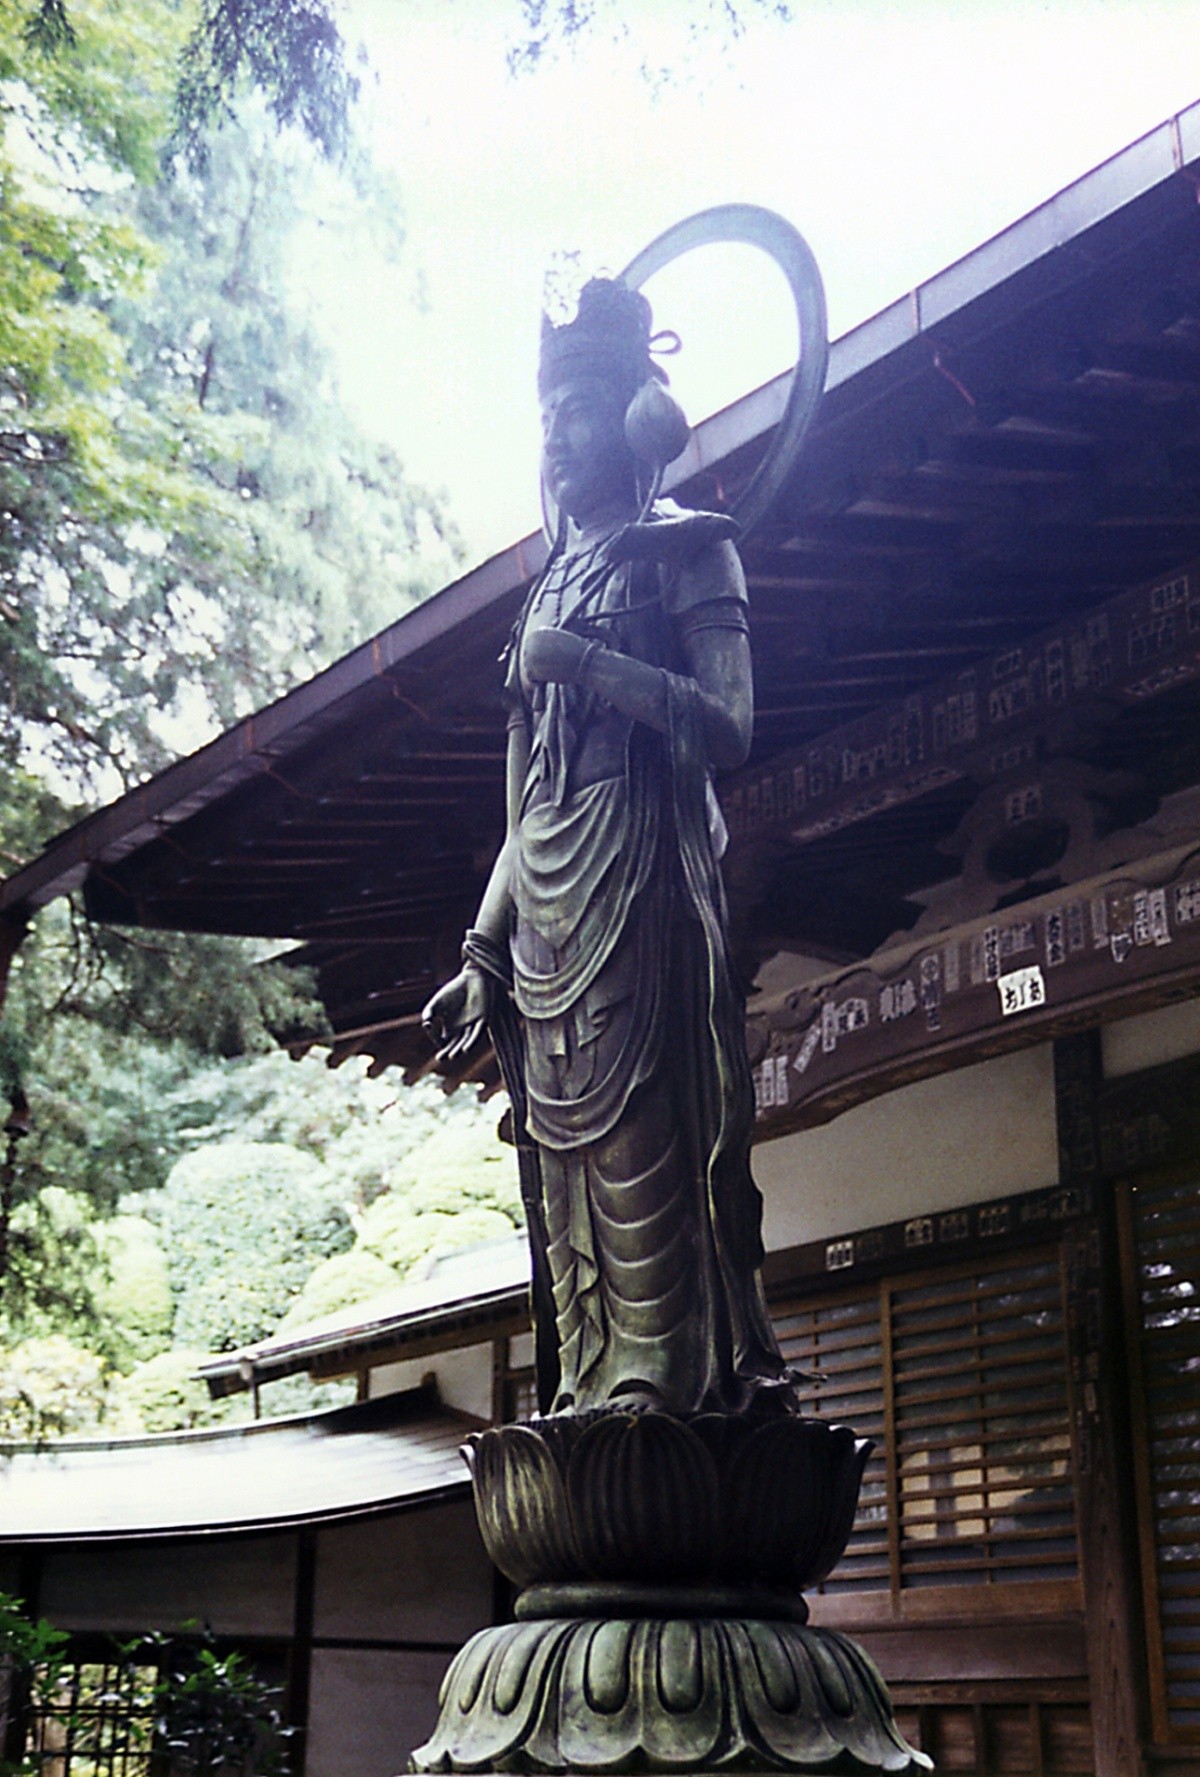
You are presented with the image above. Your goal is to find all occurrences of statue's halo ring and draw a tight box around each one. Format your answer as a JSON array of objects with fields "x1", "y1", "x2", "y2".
[{"x1": 619, "y1": 203, "x2": 828, "y2": 542}]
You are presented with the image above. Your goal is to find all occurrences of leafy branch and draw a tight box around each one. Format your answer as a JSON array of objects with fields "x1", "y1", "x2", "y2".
[
  {"x1": 21, "y1": 0, "x2": 355, "y2": 169},
  {"x1": 125, "y1": 1629, "x2": 295, "y2": 1777}
]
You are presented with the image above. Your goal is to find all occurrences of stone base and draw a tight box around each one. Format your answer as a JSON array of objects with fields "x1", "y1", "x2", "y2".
[{"x1": 409, "y1": 1616, "x2": 929, "y2": 1774}]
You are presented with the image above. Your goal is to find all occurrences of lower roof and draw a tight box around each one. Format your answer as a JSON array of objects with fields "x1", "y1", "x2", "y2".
[
  {"x1": 199, "y1": 1234, "x2": 530, "y2": 1398},
  {"x1": 0, "y1": 1387, "x2": 471, "y2": 1543}
]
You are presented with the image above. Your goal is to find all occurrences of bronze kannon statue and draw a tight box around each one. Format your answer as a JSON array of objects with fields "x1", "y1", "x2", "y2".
[
  {"x1": 413, "y1": 214, "x2": 928, "y2": 1777},
  {"x1": 424, "y1": 275, "x2": 794, "y2": 1419}
]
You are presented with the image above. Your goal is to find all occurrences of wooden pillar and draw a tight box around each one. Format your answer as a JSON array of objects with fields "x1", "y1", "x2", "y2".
[
  {"x1": 0, "y1": 914, "x2": 31, "y2": 1279},
  {"x1": 288, "y1": 1528, "x2": 317, "y2": 1776},
  {"x1": 1, "y1": 1546, "x2": 43, "y2": 1766},
  {"x1": 490, "y1": 1336, "x2": 507, "y2": 1425},
  {"x1": 1055, "y1": 1034, "x2": 1148, "y2": 1777},
  {"x1": 0, "y1": 913, "x2": 27, "y2": 1019}
]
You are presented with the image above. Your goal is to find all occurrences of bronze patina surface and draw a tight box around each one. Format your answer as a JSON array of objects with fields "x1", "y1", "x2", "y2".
[
  {"x1": 424, "y1": 272, "x2": 789, "y2": 1421},
  {"x1": 411, "y1": 1411, "x2": 922, "y2": 1774},
  {"x1": 416, "y1": 223, "x2": 926, "y2": 1775}
]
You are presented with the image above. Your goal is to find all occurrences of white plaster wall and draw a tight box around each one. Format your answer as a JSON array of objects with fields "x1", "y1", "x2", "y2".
[
  {"x1": 365, "y1": 1354, "x2": 426, "y2": 1399},
  {"x1": 755, "y1": 1044, "x2": 1059, "y2": 1253},
  {"x1": 1102, "y1": 993, "x2": 1200, "y2": 1078},
  {"x1": 366, "y1": 1340, "x2": 493, "y2": 1420}
]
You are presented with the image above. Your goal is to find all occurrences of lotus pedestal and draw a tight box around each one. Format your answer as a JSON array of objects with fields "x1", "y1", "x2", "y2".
[{"x1": 410, "y1": 1411, "x2": 928, "y2": 1775}]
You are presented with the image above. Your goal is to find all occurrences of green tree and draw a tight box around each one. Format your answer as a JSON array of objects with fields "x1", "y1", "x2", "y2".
[
  {"x1": 0, "y1": 1025, "x2": 518, "y2": 1394},
  {"x1": 92, "y1": 1213, "x2": 172, "y2": 1366},
  {"x1": 0, "y1": 0, "x2": 457, "y2": 1340},
  {"x1": 3, "y1": 6, "x2": 454, "y2": 790},
  {"x1": 0, "y1": 1184, "x2": 165, "y2": 1379},
  {"x1": 158, "y1": 1140, "x2": 352, "y2": 1350},
  {"x1": 103, "y1": 108, "x2": 453, "y2": 766},
  {"x1": 383, "y1": 1115, "x2": 522, "y2": 1218},
  {"x1": 279, "y1": 1105, "x2": 523, "y2": 1329},
  {"x1": 21, "y1": 0, "x2": 795, "y2": 169},
  {"x1": 275, "y1": 1247, "x2": 400, "y2": 1328},
  {"x1": 115, "y1": 1346, "x2": 237, "y2": 1431},
  {"x1": 1, "y1": 0, "x2": 185, "y2": 784},
  {"x1": 1, "y1": 1186, "x2": 108, "y2": 1350},
  {"x1": 1, "y1": 0, "x2": 452, "y2": 1147},
  {"x1": 0, "y1": 1330, "x2": 111, "y2": 1438},
  {"x1": 145, "y1": 1628, "x2": 295, "y2": 1777}
]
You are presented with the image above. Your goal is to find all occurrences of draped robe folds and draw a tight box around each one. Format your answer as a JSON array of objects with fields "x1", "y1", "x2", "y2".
[{"x1": 492, "y1": 529, "x2": 792, "y2": 1417}]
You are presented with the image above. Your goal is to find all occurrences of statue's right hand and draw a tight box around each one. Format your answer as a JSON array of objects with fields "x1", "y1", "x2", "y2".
[{"x1": 421, "y1": 966, "x2": 489, "y2": 1065}]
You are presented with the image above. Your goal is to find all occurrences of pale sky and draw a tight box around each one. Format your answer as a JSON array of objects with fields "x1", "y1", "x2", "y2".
[{"x1": 299, "y1": 0, "x2": 1200, "y2": 566}]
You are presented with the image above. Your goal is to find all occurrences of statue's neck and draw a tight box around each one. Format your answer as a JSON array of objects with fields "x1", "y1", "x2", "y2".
[{"x1": 568, "y1": 498, "x2": 638, "y2": 546}]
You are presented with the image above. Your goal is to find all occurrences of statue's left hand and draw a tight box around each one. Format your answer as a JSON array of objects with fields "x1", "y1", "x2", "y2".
[{"x1": 523, "y1": 626, "x2": 589, "y2": 685}]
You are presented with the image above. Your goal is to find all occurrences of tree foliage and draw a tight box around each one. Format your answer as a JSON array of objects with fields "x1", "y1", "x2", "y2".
[
  {"x1": 0, "y1": 0, "x2": 748, "y2": 1433},
  {"x1": 92, "y1": 1213, "x2": 173, "y2": 1365},
  {"x1": 3, "y1": 4, "x2": 453, "y2": 790},
  {"x1": 1, "y1": 0, "x2": 186, "y2": 782},
  {"x1": 173, "y1": 0, "x2": 357, "y2": 169},
  {"x1": 0, "y1": 1587, "x2": 70, "y2": 1700},
  {"x1": 143, "y1": 1628, "x2": 295, "y2": 1777},
  {"x1": 508, "y1": 0, "x2": 794, "y2": 75},
  {"x1": 115, "y1": 1346, "x2": 233, "y2": 1432},
  {"x1": 20, "y1": 0, "x2": 796, "y2": 178},
  {"x1": 21, "y1": 0, "x2": 358, "y2": 170},
  {"x1": 278, "y1": 1105, "x2": 522, "y2": 1328},
  {"x1": 0, "y1": 1330, "x2": 110, "y2": 1438},
  {"x1": 275, "y1": 1247, "x2": 398, "y2": 1329},
  {"x1": 0, "y1": 0, "x2": 458, "y2": 1371},
  {"x1": 0, "y1": 1016, "x2": 525, "y2": 1428},
  {"x1": 2, "y1": 1186, "x2": 109, "y2": 1349},
  {"x1": 158, "y1": 1140, "x2": 352, "y2": 1350}
]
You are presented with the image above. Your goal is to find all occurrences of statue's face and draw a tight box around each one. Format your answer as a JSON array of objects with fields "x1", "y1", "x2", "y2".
[{"x1": 540, "y1": 376, "x2": 634, "y2": 522}]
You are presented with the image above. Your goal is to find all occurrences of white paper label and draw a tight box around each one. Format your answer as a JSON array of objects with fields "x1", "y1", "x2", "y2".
[{"x1": 997, "y1": 965, "x2": 1046, "y2": 1017}]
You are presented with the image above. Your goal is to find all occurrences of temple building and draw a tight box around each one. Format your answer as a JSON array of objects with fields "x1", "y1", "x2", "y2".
[{"x1": 5, "y1": 104, "x2": 1200, "y2": 1777}]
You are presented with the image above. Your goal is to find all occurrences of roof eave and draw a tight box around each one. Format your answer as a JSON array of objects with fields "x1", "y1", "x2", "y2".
[
  {"x1": 198, "y1": 1279, "x2": 531, "y2": 1397},
  {"x1": 3, "y1": 99, "x2": 1199, "y2": 924}
]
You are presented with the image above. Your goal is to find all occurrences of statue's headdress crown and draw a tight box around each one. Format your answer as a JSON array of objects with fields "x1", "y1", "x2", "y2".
[{"x1": 538, "y1": 278, "x2": 659, "y2": 401}]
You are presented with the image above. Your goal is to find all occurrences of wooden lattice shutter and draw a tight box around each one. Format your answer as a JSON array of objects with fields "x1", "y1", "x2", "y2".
[
  {"x1": 774, "y1": 1247, "x2": 1078, "y2": 1605},
  {"x1": 774, "y1": 1288, "x2": 888, "y2": 1591},
  {"x1": 889, "y1": 1255, "x2": 1077, "y2": 1591},
  {"x1": 1120, "y1": 1173, "x2": 1200, "y2": 1743}
]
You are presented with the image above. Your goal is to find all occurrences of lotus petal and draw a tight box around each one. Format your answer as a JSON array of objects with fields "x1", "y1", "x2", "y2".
[
  {"x1": 723, "y1": 1419, "x2": 819, "y2": 1587},
  {"x1": 806, "y1": 1426, "x2": 872, "y2": 1587},
  {"x1": 721, "y1": 1417, "x2": 869, "y2": 1589},
  {"x1": 566, "y1": 1411, "x2": 719, "y2": 1582},
  {"x1": 412, "y1": 1618, "x2": 930, "y2": 1774},
  {"x1": 469, "y1": 1424, "x2": 580, "y2": 1585}
]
